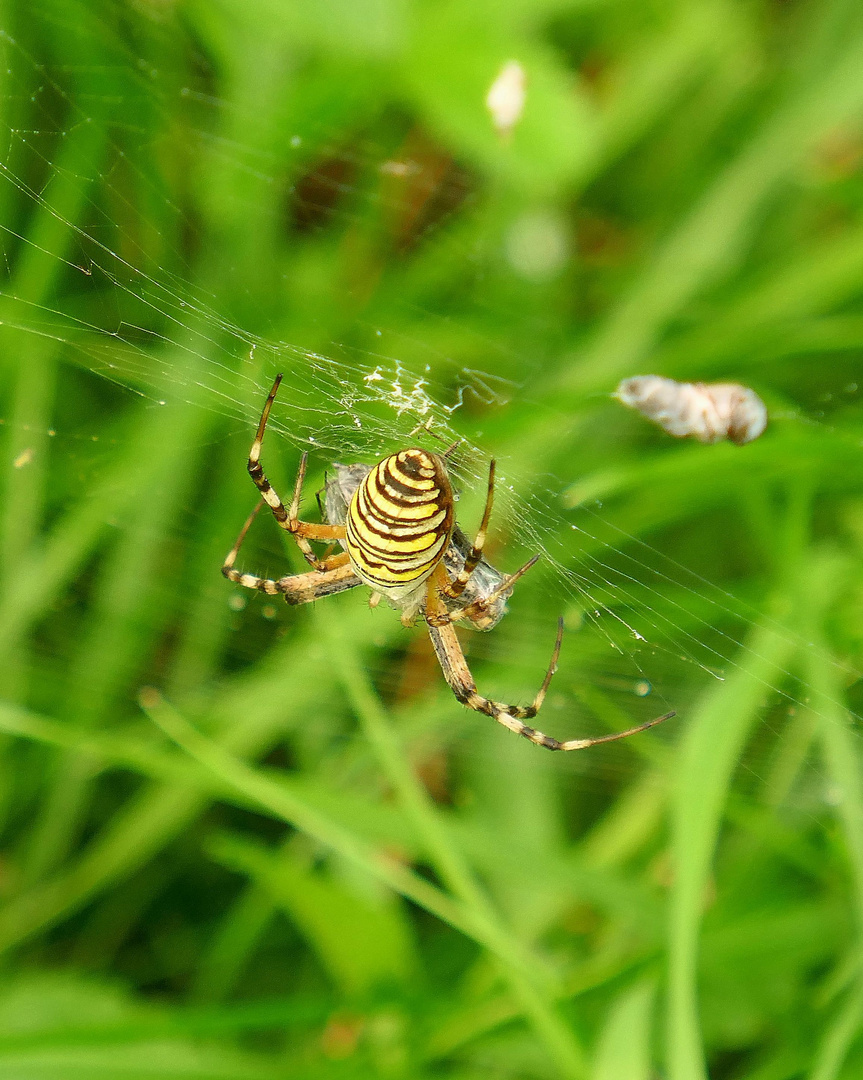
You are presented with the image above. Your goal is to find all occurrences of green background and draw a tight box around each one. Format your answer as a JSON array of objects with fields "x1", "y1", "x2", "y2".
[{"x1": 2, "y1": 0, "x2": 863, "y2": 1077}]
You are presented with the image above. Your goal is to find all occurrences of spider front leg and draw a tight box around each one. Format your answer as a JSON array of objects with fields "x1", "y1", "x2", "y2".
[
  {"x1": 247, "y1": 373, "x2": 345, "y2": 569},
  {"x1": 429, "y1": 553, "x2": 540, "y2": 629},
  {"x1": 438, "y1": 459, "x2": 496, "y2": 601},
  {"x1": 425, "y1": 565, "x2": 674, "y2": 751},
  {"x1": 222, "y1": 498, "x2": 356, "y2": 598}
]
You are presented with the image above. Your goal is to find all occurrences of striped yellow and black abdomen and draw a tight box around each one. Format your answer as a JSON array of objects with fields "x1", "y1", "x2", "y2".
[{"x1": 345, "y1": 449, "x2": 454, "y2": 596}]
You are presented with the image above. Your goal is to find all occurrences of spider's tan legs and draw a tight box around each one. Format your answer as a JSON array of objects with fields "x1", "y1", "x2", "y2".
[
  {"x1": 426, "y1": 568, "x2": 674, "y2": 751},
  {"x1": 286, "y1": 452, "x2": 314, "y2": 556},
  {"x1": 455, "y1": 553, "x2": 539, "y2": 624},
  {"x1": 439, "y1": 459, "x2": 496, "y2": 601},
  {"x1": 223, "y1": 557, "x2": 359, "y2": 602},
  {"x1": 222, "y1": 498, "x2": 354, "y2": 597},
  {"x1": 429, "y1": 553, "x2": 540, "y2": 628},
  {"x1": 222, "y1": 498, "x2": 348, "y2": 579},
  {"x1": 247, "y1": 374, "x2": 345, "y2": 570},
  {"x1": 221, "y1": 499, "x2": 265, "y2": 578}
]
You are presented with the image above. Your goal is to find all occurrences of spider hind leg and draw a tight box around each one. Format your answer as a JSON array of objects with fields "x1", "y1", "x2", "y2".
[{"x1": 425, "y1": 577, "x2": 674, "y2": 752}]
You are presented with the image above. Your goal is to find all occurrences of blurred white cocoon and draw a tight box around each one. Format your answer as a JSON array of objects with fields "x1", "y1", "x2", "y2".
[{"x1": 486, "y1": 60, "x2": 526, "y2": 139}]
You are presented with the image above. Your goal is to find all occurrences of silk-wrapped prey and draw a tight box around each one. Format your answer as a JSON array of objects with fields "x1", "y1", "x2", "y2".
[{"x1": 614, "y1": 375, "x2": 767, "y2": 445}]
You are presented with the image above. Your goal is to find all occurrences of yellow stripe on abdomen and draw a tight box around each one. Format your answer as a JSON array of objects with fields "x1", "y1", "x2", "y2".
[{"x1": 345, "y1": 449, "x2": 454, "y2": 592}]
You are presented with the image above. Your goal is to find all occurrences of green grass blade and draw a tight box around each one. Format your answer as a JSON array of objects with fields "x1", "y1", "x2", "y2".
[{"x1": 667, "y1": 602, "x2": 801, "y2": 1079}]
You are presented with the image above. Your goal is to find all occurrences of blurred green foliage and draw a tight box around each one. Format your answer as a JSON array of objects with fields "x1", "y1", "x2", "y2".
[{"x1": 2, "y1": 0, "x2": 863, "y2": 1077}]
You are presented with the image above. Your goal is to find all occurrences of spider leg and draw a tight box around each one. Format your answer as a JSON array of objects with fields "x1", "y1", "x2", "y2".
[
  {"x1": 247, "y1": 374, "x2": 345, "y2": 570},
  {"x1": 438, "y1": 459, "x2": 495, "y2": 601},
  {"x1": 222, "y1": 499, "x2": 357, "y2": 599},
  {"x1": 430, "y1": 553, "x2": 540, "y2": 628},
  {"x1": 315, "y1": 476, "x2": 327, "y2": 520},
  {"x1": 225, "y1": 559, "x2": 360, "y2": 602},
  {"x1": 279, "y1": 562, "x2": 361, "y2": 604},
  {"x1": 425, "y1": 569, "x2": 674, "y2": 751},
  {"x1": 221, "y1": 499, "x2": 265, "y2": 576},
  {"x1": 223, "y1": 550, "x2": 358, "y2": 602}
]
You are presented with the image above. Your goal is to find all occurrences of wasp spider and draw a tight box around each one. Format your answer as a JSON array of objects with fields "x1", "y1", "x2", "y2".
[
  {"x1": 320, "y1": 462, "x2": 515, "y2": 632},
  {"x1": 222, "y1": 375, "x2": 674, "y2": 751}
]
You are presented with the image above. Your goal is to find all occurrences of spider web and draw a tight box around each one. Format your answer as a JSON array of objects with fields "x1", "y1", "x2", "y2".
[{"x1": 2, "y1": 0, "x2": 862, "y2": 796}]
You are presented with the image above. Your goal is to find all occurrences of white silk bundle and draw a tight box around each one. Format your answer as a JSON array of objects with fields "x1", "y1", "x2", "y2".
[{"x1": 615, "y1": 375, "x2": 767, "y2": 445}]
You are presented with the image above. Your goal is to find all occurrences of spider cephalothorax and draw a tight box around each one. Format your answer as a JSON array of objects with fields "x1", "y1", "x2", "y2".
[{"x1": 222, "y1": 374, "x2": 674, "y2": 751}]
